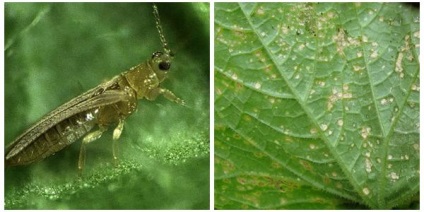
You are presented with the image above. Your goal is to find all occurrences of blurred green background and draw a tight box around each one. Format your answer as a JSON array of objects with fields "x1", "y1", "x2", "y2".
[{"x1": 5, "y1": 3, "x2": 210, "y2": 209}]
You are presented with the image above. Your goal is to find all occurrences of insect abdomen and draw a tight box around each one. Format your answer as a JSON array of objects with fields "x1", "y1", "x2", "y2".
[{"x1": 6, "y1": 110, "x2": 99, "y2": 166}]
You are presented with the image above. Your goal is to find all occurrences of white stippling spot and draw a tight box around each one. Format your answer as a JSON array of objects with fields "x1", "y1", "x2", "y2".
[
  {"x1": 256, "y1": 7, "x2": 265, "y2": 15},
  {"x1": 371, "y1": 50, "x2": 378, "y2": 58},
  {"x1": 365, "y1": 158, "x2": 372, "y2": 173},
  {"x1": 380, "y1": 98, "x2": 388, "y2": 105},
  {"x1": 363, "y1": 187, "x2": 370, "y2": 195},
  {"x1": 317, "y1": 81, "x2": 326, "y2": 87},
  {"x1": 413, "y1": 144, "x2": 419, "y2": 150},
  {"x1": 320, "y1": 124, "x2": 328, "y2": 131},
  {"x1": 361, "y1": 127, "x2": 371, "y2": 139},
  {"x1": 412, "y1": 84, "x2": 419, "y2": 91},
  {"x1": 395, "y1": 53, "x2": 404, "y2": 78},
  {"x1": 254, "y1": 82, "x2": 261, "y2": 89},
  {"x1": 353, "y1": 65, "x2": 364, "y2": 72},
  {"x1": 365, "y1": 152, "x2": 371, "y2": 157},
  {"x1": 413, "y1": 30, "x2": 419, "y2": 38},
  {"x1": 343, "y1": 84, "x2": 349, "y2": 91},
  {"x1": 337, "y1": 119, "x2": 344, "y2": 127},
  {"x1": 309, "y1": 144, "x2": 316, "y2": 150},
  {"x1": 390, "y1": 172, "x2": 399, "y2": 181}
]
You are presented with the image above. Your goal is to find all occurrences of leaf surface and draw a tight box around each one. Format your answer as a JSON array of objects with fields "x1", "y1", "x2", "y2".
[{"x1": 215, "y1": 2, "x2": 419, "y2": 209}]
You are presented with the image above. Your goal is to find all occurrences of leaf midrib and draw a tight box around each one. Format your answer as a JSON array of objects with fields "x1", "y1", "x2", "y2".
[{"x1": 237, "y1": 2, "x2": 366, "y2": 205}]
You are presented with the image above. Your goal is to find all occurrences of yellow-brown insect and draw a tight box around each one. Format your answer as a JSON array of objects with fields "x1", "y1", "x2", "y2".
[{"x1": 5, "y1": 4, "x2": 183, "y2": 172}]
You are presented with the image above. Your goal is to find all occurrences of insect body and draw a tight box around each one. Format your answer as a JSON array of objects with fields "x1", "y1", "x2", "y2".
[{"x1": 5, "y1": 4, "x2": 183, "y2": 172}]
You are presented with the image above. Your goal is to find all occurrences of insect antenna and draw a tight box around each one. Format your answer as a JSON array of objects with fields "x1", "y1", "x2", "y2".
[{"x1": 152, "y1": 3, "x2": 171, "y2": 55}]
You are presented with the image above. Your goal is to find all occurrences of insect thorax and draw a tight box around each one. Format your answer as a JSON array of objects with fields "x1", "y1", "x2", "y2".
[{"x1": 125, "y1": 61, "x2": 162, "y2": 99}]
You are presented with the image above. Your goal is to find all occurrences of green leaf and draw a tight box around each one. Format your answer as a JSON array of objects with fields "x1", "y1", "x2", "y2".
[
  {"x1": 215, "y1": 2, "x2": 419, "y2": 209},
  {"x1": 5, "y1": 3, "x2": 209, "y2": 209}
]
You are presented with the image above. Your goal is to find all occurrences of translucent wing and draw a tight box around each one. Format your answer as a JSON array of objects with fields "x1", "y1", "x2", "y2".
[{"x1": 6, "y1": 77, "x2": 130, "y2": 159}]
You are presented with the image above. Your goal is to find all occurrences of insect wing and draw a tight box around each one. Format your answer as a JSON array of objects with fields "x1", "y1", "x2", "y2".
[{"x1": 6, "y1": 80, "x2": 129, "y2": 159}]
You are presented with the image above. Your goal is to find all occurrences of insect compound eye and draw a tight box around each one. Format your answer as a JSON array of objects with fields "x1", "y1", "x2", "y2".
[
  {"x1": 158, "y1": 61, "x2": 171, "y2": 71},
  {"x1": 151, "y1": 50, "x2": 172, "y2": 71}
]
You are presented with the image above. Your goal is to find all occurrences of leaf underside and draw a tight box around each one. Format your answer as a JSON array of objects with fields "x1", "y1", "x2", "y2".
[{"x1": 215, "y1": 3, "x2": 419, "y2": 209}]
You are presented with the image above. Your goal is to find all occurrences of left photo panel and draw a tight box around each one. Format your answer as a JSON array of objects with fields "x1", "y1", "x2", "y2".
[{"x1": 5, "y1": 2, "x2": 210, "y2": 209}]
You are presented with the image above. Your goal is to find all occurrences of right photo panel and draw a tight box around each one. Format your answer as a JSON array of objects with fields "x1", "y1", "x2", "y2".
[{"x1": 215, "y1": 2, "x2": 419, "y2": 209}]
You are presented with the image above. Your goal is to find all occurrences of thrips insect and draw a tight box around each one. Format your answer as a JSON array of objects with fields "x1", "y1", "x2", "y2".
[{"x1": 5, "y1": 3, "x2": 184, "y2": 173}]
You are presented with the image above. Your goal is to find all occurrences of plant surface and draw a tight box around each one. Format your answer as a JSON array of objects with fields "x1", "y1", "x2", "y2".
[{"x1": 215, "y1": 3, "x2": 419, "y2": 209}]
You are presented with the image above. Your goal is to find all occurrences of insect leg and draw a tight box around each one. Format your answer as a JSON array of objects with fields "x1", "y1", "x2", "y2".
[
  {"x1": 78, "y1": 125, "x2": 108, "y2": 174},
  {"x1": 147, "y1": 87, "x2": 185, "y2": 105},
  {"x1": 112, "y1": 119, "x2": 124, "y2": 165},
  {"x1": 78, "y1": 143, "x2": 86, "y2": 176},
  {"x1": 161, "y1": 88, "x2": 185, "y2": 105},
  {"x1": 113, "y1": 119, "x2": 124, "y2": 140}
]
